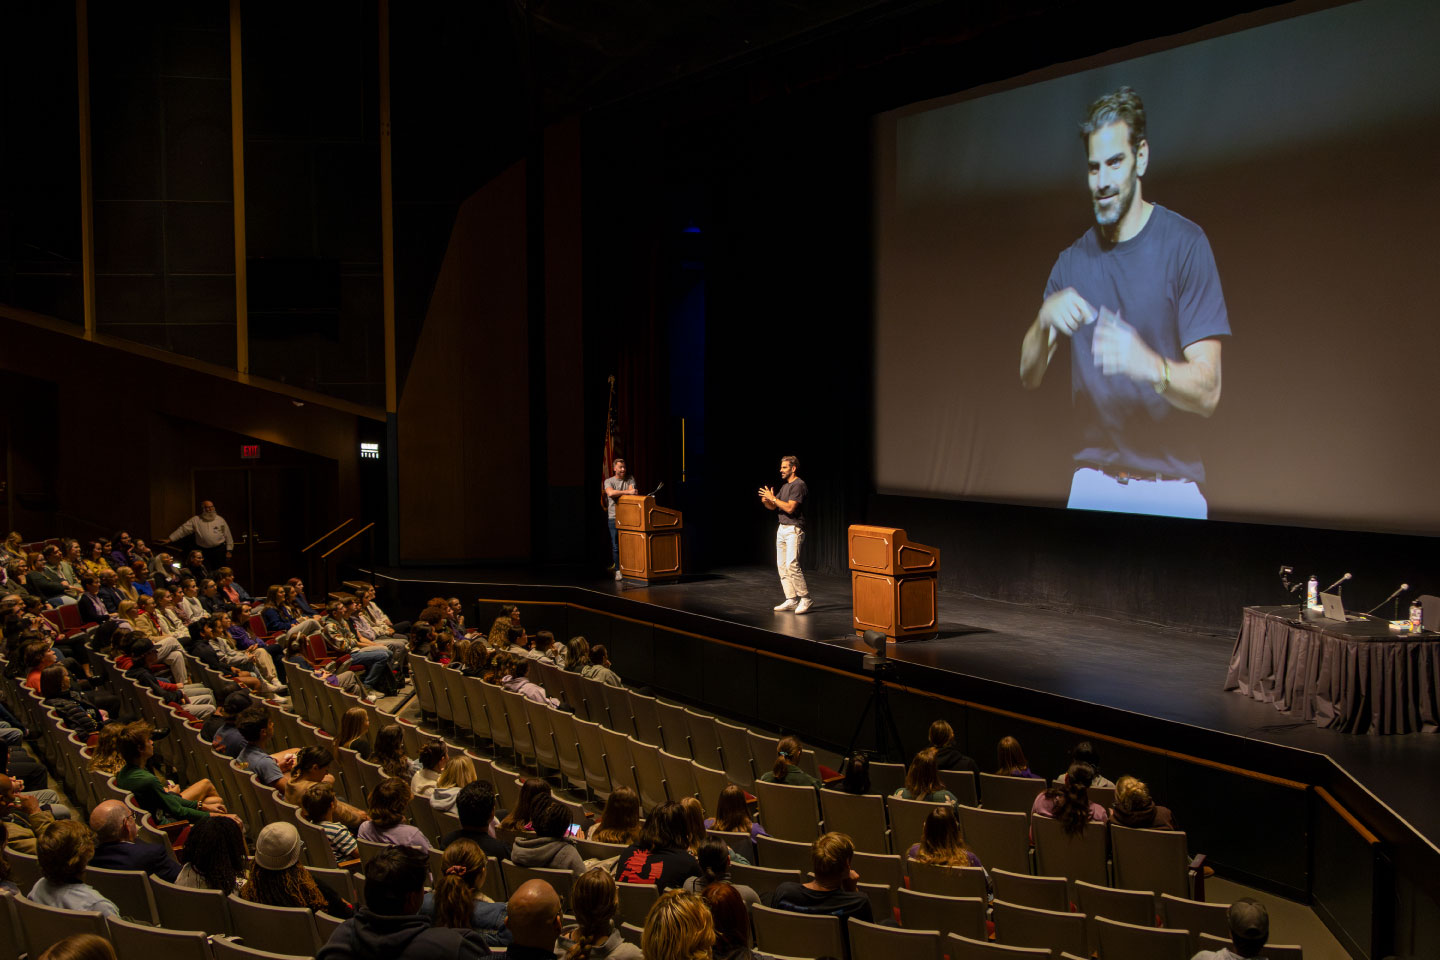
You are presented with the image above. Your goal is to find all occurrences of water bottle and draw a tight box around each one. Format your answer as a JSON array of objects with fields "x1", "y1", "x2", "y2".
[
  {"x1": 1307, "y1": 575, "x2": 1318, "y2": 610},
  {"x1": 1410, "y1": 600, "x2": 1423, "y2": 633}
]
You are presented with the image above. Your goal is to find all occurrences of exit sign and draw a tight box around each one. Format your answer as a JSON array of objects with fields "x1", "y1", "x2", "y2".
[{"x1": 241, "y1": 444, "x2": 260, "y2": 460}]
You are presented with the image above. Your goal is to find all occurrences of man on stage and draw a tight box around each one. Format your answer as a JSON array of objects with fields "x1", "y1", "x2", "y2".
[
  {"x1": 760, "y1": 455, "x2": 810, "y2": 614},
  {"x1": 602, "y1": 459, "x2": 636, "y2": 581},
  {"x1": 1019, "y1": 86, "x2": 1230, "y2": 519}
]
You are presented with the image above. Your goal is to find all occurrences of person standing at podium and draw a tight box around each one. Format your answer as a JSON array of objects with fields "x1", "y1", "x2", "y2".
[
  {"x1": 603, "y1": 459, "x2": 636, "y2": 581},
  {"x1": 760, "y1": 455, "x2": 811, "y2": 614}
]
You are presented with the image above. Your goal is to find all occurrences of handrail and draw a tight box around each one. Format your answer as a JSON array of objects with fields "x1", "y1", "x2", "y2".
[
  {"x1": 302, "y1": 519, "x2": 352, "y2": 553},
  {"x1": 321, "y1": 522, "x2": 375, "y2": 560}
]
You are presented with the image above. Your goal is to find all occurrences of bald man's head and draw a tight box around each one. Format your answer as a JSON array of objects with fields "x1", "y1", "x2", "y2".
[
  {"x1": 90, "y1": 800, "x2": 133, "y2": 842},
  {"x1": 505, "y1": 879, "x2": 562, "y2": 949}
]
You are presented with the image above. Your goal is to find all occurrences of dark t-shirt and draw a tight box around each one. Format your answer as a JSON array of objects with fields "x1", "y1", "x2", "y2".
[
  {"x1": 440, "y1": 827, "x2": 511, "y2": 863},
  {"x1": 614, "y1": 845, "x2": 699, "y2": 893},
  {"x1": 1044, "y1": 204, "x2": 1230, "y2": 482},
  {"x1": 777, "y1": 479, "x2": 808, "y2": 528},
  {"x1": 770, "y1": 881, "x2": 872, "y2": 923},
  {"x1": 934, "y1": 746, "x2": 978, "y2": 774}
]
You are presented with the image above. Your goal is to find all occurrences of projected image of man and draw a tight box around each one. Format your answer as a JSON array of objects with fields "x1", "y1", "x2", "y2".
[{"x1": 1019, "y1": 86, "x2": 1230, "y2": 519}]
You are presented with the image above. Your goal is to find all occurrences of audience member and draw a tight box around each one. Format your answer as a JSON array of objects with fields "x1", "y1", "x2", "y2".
[
  {"x1": 235, "y1": 705, "x2": 298, "y2": 789},
  {"x1": 682, "y1": 837, "x2": 760, "y2": 907},
  {"x1": 1055, "y1": 741, "x2": 1115, "y2": 789},
  {"x1": 833, "y1": 753, "x2": 871, "y2": 795},
  {"x1": 1193, "y1": 898, "x2": 1271, "y2": 960},
  {"x1": 318, "y1": 845, "x2": 490, "y2": 959},
  {"x1": 359, "y1": 777, "x2": 430, "y2": 849},
  {"x1": 641, "y1": 889, "x2": 716, "y2": 960},
  {"x1": 905, "y1": 806, "x2": 984, "y2": 870},
  {"x1": 335, "y1": 706, "x2": 372, "y2": 758},
  {"x1": 588, "y1": 786, "x2": 642, "y2": 845},
  {"x1": 614, "y1": 800, "x2": 699, "y2": 893},
  {"x1": 504, "y1": 879, "x2": 565, "y2": 960},
  {"x1": 758, "y1": 735, "x2": 821, "y2": 787},
  {"x1": 894, "y1": 747, "x2": 959, "y2": 804},
  {"x1": 511, "y1": 796, "x2": 586, "y2": 876},
  {"x1": 239, "y1": 821, "x2": 353, "y2": 917},
  {"x1": 175, "y1": 815, "x2": 248, "y2": 893},
  {"x1": 1032, "y1": 762, "x2": 1108, "y2": 835},
  {"x1": 373, "y1": 723, "x2": 419, "y2": 779},
  {"x1": 430, "y1": 754, "x2": 478, "y2": 813},
  {"x1": 929, "y1": 720, "x2": 977, "y2": 773},
  {"x1": 501, "y1": 658, "x2": 561, "y2": 707},
  {"x1": 995, "y1": 735, "x2": 1039, "y2": 778},
  {"x1": 28, "y1": 819, "x2": 117, "y2": 916},
  {"x1": 301, "y1": 782, "x2": 360, "y2": 864},
  {"x1": 36, "y1": 935, "x2": 117, "y2": 960},
  {"x1": 700, "y1": 880, "x2": 754, "y2": 960},
  {"x1": 582, "y1": 644, "x2": 622, "y2": 686},
  {"x1": 114, "y1": 721, "x2": 228, "y2": 823},
  {"x1": 499, "y1": 778, "x2": 553, "y2": 835},
  {"x1": 421, "y1": 838, "x2": 510, "y2": 946},
  {"x1": 556, "y1": 867, "x2": 643, "y2": 959},
  {"x1": 87, "y1": 799, "x2": 182, "y2": 881},
  {"x1": 771, "y1": 833, "x2": 871, "y2": 927},
  {"x1": 1110, "y1": 775, "x2": 1177, "y2": 830},
  {"x1": 705, "y1": 784, "x2": 767, "y2": 841},
  {"x1": 287, "y1": 745, "x2": 366, "y2": 829},
  {"x1": 441, "y1": 781, "x2": 510, "y2": 861},
  {"x1": 412, "y1": 742, "x2": 448, "y2": 798},
  {"x1": 39, "y1": 665, "x2": 102, "y2": 738}
]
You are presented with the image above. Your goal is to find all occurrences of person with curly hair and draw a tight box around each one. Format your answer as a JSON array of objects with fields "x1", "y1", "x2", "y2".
[
  {"x1": 359, "y1": 777, "x2": 429, "y2": 849},
  {"x1": 1031, "y1": 762, "x2": 1108, "y2": 836},
  {"x1": 175, "y1": 815, "x2": 248, "y2": 893},
  {"x1": 239, "y1": 821, "x2": 353, "y2": 917},
  {"x1": 28, "y1": 819, "x2": 117, "y2": 915},
  {"x1": 556, "y1": 868, "x2": 642, "y2": 959},
  {"x1": 1109, "y1": 775, "x2": 1176, "y2": 830},
  {"x1": 641, "y1": 889, "x2": 715, "y2": 960}
]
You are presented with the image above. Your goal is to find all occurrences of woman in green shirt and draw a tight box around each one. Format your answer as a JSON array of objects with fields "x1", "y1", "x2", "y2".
[
  {"x1": 758, "y1": 735, "x2": 821, "y2": 788},
  {"x1": 892, "y1": 747, "x2": 958, "y2": 805},
  {"x1": 112, "y1": 721, "x2": 228, "y2": 824}
]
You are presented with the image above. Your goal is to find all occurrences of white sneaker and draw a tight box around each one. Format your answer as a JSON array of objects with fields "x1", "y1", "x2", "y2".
[
  {"x1": 363, "y1": 691, "x2": 381, "y2": 703},
  {"x1": 794, "y1": 597, "x2": 812, "y2": 614},
  {"x1": 615, "y1": 570, "x2": 623, "y2": 581},
  {"x1": 774, "y1": 598, "x2": 798, "y2": 611}
]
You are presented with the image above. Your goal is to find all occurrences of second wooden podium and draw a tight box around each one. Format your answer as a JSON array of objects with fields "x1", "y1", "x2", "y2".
[
  {"x1": 848, "y1": 524, "x2": 939, "y2": 640},
  {"x1": 615, "y1": 495, "x2": 683, "y2": 581}
]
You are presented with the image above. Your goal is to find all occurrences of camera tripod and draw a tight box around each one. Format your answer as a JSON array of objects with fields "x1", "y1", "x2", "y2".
[{"x1": 844, "y1": 659, "x2": 905, "y2": 765}]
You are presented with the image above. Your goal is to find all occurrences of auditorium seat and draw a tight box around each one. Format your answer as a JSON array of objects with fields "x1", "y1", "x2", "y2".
[
  {"x1": 867, "y1": 761, "x2": 905, "y2": 797},
  {"x1": 11, "y1": 897, "x2": 110, "y2": 956},
  {"x1": 849, "y1": 851, "x2": 904, "y2": 892},
  {"x1": 978, "y1": 773, "x2": 1047, "y2": 813},
  {"x1": 751, "y1": 903, "x2": 845, "y2": 960},
  {"x1": 728, "y1": 863, "x2": 803, "y2": 901},
  {"x1": 713, "y1": 718, "x2": 757, "y2": 789},
  {"x1": 1161, "y1": 893, "x2": 1231, "y2": 953},
  {"x1": 599, "y1": 683, "x2": 635, "y2": 738},
  {"x1": 756, "y1": 834, "x2": 813, "y2": 873},
  {"x1": 459, "y1": 674, "x2": 496, "y2": 749},
  {"x1": 615, "y1": 882, "x2": 658, "y2": 927},
  {"x1": 627, "y1": 736, "x2": 670, "y2": 810},
  {"x1": 106, "y1": 915, "x2": 212, "y2": 960},
  {"x1": 751, "y1": 779, "x2": 822, "y2": 843},
  {"x1": 991, "y1": 867, "x2": 1069, "y2": 912},
  {"x1": 708, "y1": 828, "x2": 757, "y2": 866},
  {"x1": 571, "y1": 715, "x2": 614, "y2": 800},
  {"x1": 1094, "y1": 915, "x2": 1190, "y2": 960},
  {"x1": 818, "y1": 789, "x2": 889, "y2": 853},
  {"x1": 478, "y1": 682, "x2": 516, "y2": 759},
  {"x1": 7, "y1": 848, "x2": 41, "y2": 890},
  {"x1": 682, "y1": 708, "x2": 725, "y2": 770},
  {"x1": 896, "y1": 888, "x2": 987, "y2": 941},
  {"x1": 884, "y1": 794, "x2": 943, "y2": 854},
  {"x1": 652, "y1": 698, "x2": 693, "y2": 758},
  {"x1": 627, "y1": 691, "x2": 664, "y2": 747},
  {"x1": 314, "y1": 910, "x2": 347, "y2": 943},
  {"x1": 619, "y1": 921, "x2": 644, "y2": 946},
  {"x1": 991, "y1": 899, "x2": 1086, "y2": 955},
  {"x1": 657, "y1": 746, "x2": 701, "y2": 802},
  {"x1": 499, "y1": 689, "x2": 540, "y2": 770},
  {"x1": 1110, "y1": 823, "x2": 1205, "y2": 900},
  {"x1": 691, "y1": 760, "x2": 730, "y2": 810},
  {"x1": 521, "y1": 696, "x2": 561, "y2": 775},
  {"x1": 598, "y1": 725, "x2": 641, "y2": 799},
  {"x1": 86, "y1": 865, "x2": 159, "y2": 924},
  {"x1": 1076, "y1": 879, "x2": 1155, "y2": 953},
  {"x1": 1031, "y1": 814, "x2": 1108, "y2": 887},
  {"x1": 938, "y1": 768, "x2": 980, "y2": 806},
  {"x1": 548, "y1": 706, "x2": 591, "y2": 794},
  {"x1": 1196, "y1": 932, "x2": 1304, "y2": 960},
  {"x1": 947, "y1": 932, "x2": 1054, "y2": 959},
  {"x1": 847, "y1": 915, "x2": 942, "y2": 960},
  {"x1": 500, "y1": 861, "x2": 576, "y2": 911},
  {"x1": 209, "y1": 937, "x2": 313, "y2": 960},
  {"x1": 905, "y1": 861, "x2": 988, "y2": 899},
  {"x1": 226, "y1": 894, "x2": 323, "y2": 955}
]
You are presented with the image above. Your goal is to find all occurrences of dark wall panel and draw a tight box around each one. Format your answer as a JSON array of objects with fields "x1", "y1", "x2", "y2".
[{"x1": 1312, "y1": 796, "x2": 1380, "y2": 959}]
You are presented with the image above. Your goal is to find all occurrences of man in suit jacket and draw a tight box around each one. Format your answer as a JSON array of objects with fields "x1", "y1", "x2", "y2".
[{"x1": 87, "y1": 799, "x2": 183, "y2": 881}]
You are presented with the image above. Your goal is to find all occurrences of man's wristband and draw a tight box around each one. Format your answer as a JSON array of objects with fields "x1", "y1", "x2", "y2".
[{"x1": 1154, "y1": 358, "x2": 1171, "y2": 394}]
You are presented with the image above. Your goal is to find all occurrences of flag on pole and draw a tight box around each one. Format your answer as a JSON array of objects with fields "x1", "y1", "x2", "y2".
[{"x1": 602, "y1": 374, "x2": 617, "y2": 509}]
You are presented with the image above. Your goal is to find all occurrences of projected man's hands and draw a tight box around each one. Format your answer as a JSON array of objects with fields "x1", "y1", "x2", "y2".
[
  {"x1": 1037, "y1": 287, "x2": 1097, "y2": 338},
  {"x1": 1093, "y1": 308, "x2": 1163, "y2": 384}
]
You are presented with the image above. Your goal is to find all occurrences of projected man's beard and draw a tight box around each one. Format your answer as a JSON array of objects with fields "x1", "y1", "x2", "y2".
[{"x1": 1092, "y1": 166, "x2": 1138, "y2": 227}]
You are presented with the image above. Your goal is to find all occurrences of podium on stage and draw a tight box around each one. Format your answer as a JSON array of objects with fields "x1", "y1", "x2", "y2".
[
  {"x1": 848, "y1": 524, "x2": 939, "y2": 640},
  {"x1": 615, "y1": 495, "x2": 683, "y2": 580}
]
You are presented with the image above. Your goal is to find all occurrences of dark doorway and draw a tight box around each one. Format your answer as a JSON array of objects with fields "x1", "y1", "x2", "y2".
[{"x1": 193, "y1": 466, "x2": 313, "y2": 592}]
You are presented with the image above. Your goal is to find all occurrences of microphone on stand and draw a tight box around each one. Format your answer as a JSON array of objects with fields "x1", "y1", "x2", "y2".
[
  {"x1": 1365, "y1": 583, "x2": 1409, "y2": 617},
  {"x1": 1323, "y1": 572, "x2": 1352, "y2": 594},
  {"x1": 1279, "y1": 566, "x2": 1303, "y2": 595},
  {"x1": 647, "y1": 481, "x2": 665, "y2": 498}
]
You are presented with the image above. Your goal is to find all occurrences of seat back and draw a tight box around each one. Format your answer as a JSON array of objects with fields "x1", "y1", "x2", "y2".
[
  {"x1": 151, "y1": 876, "x2": 234, "y2": 935},
  {"x1": 209, "y1": 937, "x2": 315, "y2": 960},
  {"x1": 896, "y1": 888, "x2": 986, "y2": 941},
  {"x1": 885, "y1": 795, "x2": 947, "y2": 855},
  {"x1": 105, "y1": 915, "x2": 214, "y2": 960},
  {"x1": 683, "y1": 709, "x2": 724, "y2": 769},
  {"x1": 615, "y1": 881, "x2": 659, "y2": 927},
  {"x1": 708, "y1": 829, "x2": 757, "y2": 867},
  {"x1": 850, "y1": 851, "x2": 904, "y2": 894},
  {"x1": 957, "y1": 804, "x2": 1030, "y2": 875},
  {"x1": 653, "y1": 699, "x2": 693, "y2": 758},
  {"x1": 521, "y1": 696, "x2": 560, "y2": 772},
  {"x1": 1094, "y1": 916, "x2": 1192, "y2": 960},
  {"x1": 946, "y1": 939, "x2": 1053, "y2": 960},
  {"x1": 1110, "y1": 824, "x2": 1193, "y2": 898},
  {"x1": 498, "y1": 688, "x2": 538, "y2": 763},
  {"x1": 991, "y1": 899, "x2": 1086, "y2": 956},
  {"x1": 938, "y1": 769, "x2": 979, "y2": 806},
  {"x1": 905, "y1": 861, "x2": 988, "y2": 899},
  {"x1": 499, "y1": 861, "x2": 577, "y2": 911},
  {"x1": 977, "y1": 773, "x2": 1046, "y2": 813},
  {"x1": 11, "y1": 897, "x2": 110, "y2": 956},
  {"x1": 600, "y1": 683, "x2": 635, "y2": 737},
  {"x1": 691, "y1": 761, "x2": 730, "y2": 811},
  {"x1": 628, "y1": 691, "x2": 664, "y2": 747},
  {"x1": 819, "y1": 790, "x2": 889, "y2": 854},
  {"x1": 867, "y1": 762, "x2": 906, "y2": 797},
  {"x1": 1031, "y1": 814, "x2": 1108, "y2": 887},
  {"x1": 755, "y1": 835, "x2": 813, "y2": 873},
  {"x1": 478, "y1": 681, "x2": 514, "y2": 753},
  {"x1": 848, "y1": 916, "x2": 943, "y2": 960},
  {"x1": 728, "y1": 863, "x2": 804, "y2": 901},
  {"x1": 598, "y1": 726, "x2": 639, "y2": 796},
  {"x1": 658, "y1": 747, "x2": 700, "y2": 802},
  {"x1": 1160, "y1": 893, "x2": 1230, "y2": 956},
  {"x1": 751, "y1": 778, "x2": 821, "y2": 843},
  {"x1": 458, "y1": 675, "x2": 494, "y2": 745},
  {"x1": 751, "y1": 904, "x2": 845, "y2": 960},
  {"x1": 627, "y1": 736, "x2": 670, "y2": 811},
  {"x1": 1077, "y1": 879, "x2": 1156, "y2": 954},
  {"x1": 713, "y1": 719, "x2": 756, "y2": 789},
  {"x1": 7, "y1": 849, "x2": 41, "y2": 890},
  {"x1": 547, "y1": 706, "x2": 589, "y2": 791},
  {"x1": 991, "y1": 867, "x2": 1069, "y2": 912},
  {"x1": 572, "y1": 715, "x2": 613, "y2": 799},
  {"x1": 86, "y1": 866, "x2": 159, "y2": 924},
  {"x1": 226, "y1": 893, "x2": 322, "y2": 955},
  {"x1": 1196, "y1": 932, "x2": 1304, "y2": 960}
]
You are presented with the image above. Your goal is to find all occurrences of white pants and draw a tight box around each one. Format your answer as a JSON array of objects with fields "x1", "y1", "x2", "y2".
[
  {"x1": 1067, "y1": 467, "x2": 1208, "y2": 520},
  {"x1": 154, "y1": 636, "x2": 189, "y2": 684},
  {"x1": 776, "y1": 525, "x2": 808, "y2": 600}
]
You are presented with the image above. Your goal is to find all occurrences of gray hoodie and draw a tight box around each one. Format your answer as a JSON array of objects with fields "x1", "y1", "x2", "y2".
[{"x1": 510, "y1": 835, "x2": 587, "y2": 876}]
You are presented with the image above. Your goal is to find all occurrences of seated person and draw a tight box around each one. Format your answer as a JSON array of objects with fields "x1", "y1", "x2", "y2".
[
  {"x1": 358, "y1": 777, "x2": 430, "y2": 849},
  {"x1": 995, "y1": 735, "x2": 1040, "y2": 778},
  {"x1": 771, "y1": 832, "x2": 872, "y2": 936},
  {"x1": 27, "y1": 820, "x2": 118, "y2": 916},
  {"x1": 39, "y1": 665, "x2": 102, "y2": 738},
  {"x1": 614, "y1": 801, "x2": 699, "y2": 893},
  {"x1": 1194, "y1": 898, "x2": 1270, "y2": 960},
  {"x1": 114, "y1": 721, "x2": 229, "y2": 824},
  {"x1": 440, "y1": 781, "x2": 509, "y2": 862},
  {"x1": 557, "y1": 868, "x2": 642, "y2": 959},
  {"x1": 285, "y1": 745, "x2": 366, "y2": 830},
  {"x1": 580, "y1": 644, "x2": 622, "y2": 686},
  {"x1": 238, "y1": 821, "x2": 353, "y2": 917},
  {"x1": 411, "y1": 742, "x2": 448, "y2": 799},
  {"x1": 681, "y1": 837, "x2": 760, "y2": 907},
  {"x1": 892, "y1": 747, "x2": 959, "y2": 805},
  {"x1": 1054, "y1": 741, "x2": 1115, "y2": 789},
  {"x1": 928, "y1": 720, "x2": 977, "y2": 773},
  {"x1": 87, "y1": 799, "x2": 183, "y2": 881},
  {"x1": 500, "y1": 658, "x2": 560, "y2": 708},
  {"x1": 1031, "y1": 762, "x2": 1108, "y2": 837},
  {"x1": 758, "y1": 736, "x2": 821, "y2": 787},
  {"x1": 234, "y1": 705, "x2": 299, "y2": 789},
  {"x1": 300, "y1": 782, "x2": 359, "y2": 864},
  {"x1": 1109, "y1": 775, "x2": 1176, "y2": 830},
  {"x1": 510, "y1": 797, "x2": 586, "y2": 876},
  {"x1": 421, "y1": 838, "x2": 511, "y2": 947},
  {"x1": 504, "y1": 879, "x2": 565, "y2": 960}
]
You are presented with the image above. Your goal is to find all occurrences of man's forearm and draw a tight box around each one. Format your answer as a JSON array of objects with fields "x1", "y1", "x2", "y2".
[
  {"x1": 1160, "y1": 356, "x2": 1220, "y2": 417},
  {"x1": 1019, "y1": 316, "x2": 1057, "y2": 389}
]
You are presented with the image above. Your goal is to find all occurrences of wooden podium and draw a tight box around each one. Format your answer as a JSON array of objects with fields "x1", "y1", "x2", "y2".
[
  {"x1": 615, "y1": 495, "x2": 683, "y2": 581},
  {"x1": 848, "y1": 524, "x2": 939, "y2": 640}
]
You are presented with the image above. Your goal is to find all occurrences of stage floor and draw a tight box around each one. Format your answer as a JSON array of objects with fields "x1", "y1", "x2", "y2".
[{"x1": 370, "y1": 562, "x2": 1440, "y2": 848}]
